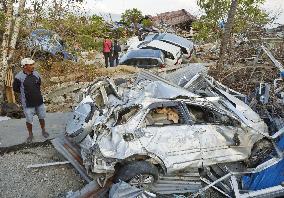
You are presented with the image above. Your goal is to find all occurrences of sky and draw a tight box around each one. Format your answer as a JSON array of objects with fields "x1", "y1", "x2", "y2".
[{"x1": 84, "y1": 0, "x2": 284, "y2": 25}]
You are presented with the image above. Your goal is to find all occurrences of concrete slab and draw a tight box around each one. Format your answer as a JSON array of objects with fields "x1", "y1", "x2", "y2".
[{"x1": 0, "y1": 112, "x2": 71, "y2": 148}]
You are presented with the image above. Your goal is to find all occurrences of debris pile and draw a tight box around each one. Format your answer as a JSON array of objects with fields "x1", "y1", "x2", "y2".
[
  {"x1": 51, "y1": 64, "x2": 284, "y2": 197},
  {"x1": 40, "y1": 64, "x2": 139, "y2": 112},
  {"x1": 121, "y1": 32, "x2": 194, "y2": 68},
  {"x1": 0, "y1": 102, "x2": 24, "y2": 119}
]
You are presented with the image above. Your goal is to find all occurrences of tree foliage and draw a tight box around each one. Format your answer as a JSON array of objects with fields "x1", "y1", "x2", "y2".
[
  {"x1": 141, "y1": 18, "x2": 153, "y2": 28},
  {"x1": 22, "y1": 0, "x2": 112, "y2": 51},
  {"x1": 121, "y1": 8, "x2": 143, "y2": 34},
  {"x1": 193, "y1": 0, "x2": 270, "y2": 42},
  {"x1": 121, "y1": 8, "x2": 143, "y2": 26},
  {"x1": 39, "y1": 14, "x2": 110, "y2": 50}
]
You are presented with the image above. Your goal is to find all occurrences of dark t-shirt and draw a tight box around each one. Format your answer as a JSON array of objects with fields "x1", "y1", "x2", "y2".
[{"x1": 13, "y1": 71, "x2": 43, "y2": 108}]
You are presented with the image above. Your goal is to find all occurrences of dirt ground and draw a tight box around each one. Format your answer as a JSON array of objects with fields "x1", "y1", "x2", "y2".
[
  {"x1": 0, "y1": 144, "x2": 85, "y2": 198},
  {"x1": 0, "y1": 144, "x2": 223, "y2": 198}
]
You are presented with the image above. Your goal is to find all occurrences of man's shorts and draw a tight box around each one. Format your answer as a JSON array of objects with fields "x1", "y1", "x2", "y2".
[{"x1": 23, "y1": 104, "x2": 46, "y2": 124}]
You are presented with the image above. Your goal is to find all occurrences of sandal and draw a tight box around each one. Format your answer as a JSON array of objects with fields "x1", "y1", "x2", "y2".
[
  {"x1": 42, "y1": 132, "x2": 49, "y2": 138},
  {"x1": 26, "y1": 136, "x2": 33, "y2": 143}
]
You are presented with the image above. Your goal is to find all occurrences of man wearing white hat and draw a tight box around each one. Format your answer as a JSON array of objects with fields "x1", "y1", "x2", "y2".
[{"x1": 13, "y1": 58, "x2": 49, "y2": 143}]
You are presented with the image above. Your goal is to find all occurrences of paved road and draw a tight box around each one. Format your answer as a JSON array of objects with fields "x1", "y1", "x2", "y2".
[{"x1": 0, "y1": 112, "x2": 71, "y2": 148}]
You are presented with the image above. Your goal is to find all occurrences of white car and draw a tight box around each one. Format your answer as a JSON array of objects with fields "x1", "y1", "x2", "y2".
[
  {"x1": 125, "y1": 36, "x2": 140, "y2": 51},
  {"x1": 141, "y1": 40, "x2": 182, "y2": 66},
  {"x1": 144, "y1": 33, "x2": 194, "y2": 62},
  {"x1": 63, "y1": 75, "x2": 271, "y2": 189}
]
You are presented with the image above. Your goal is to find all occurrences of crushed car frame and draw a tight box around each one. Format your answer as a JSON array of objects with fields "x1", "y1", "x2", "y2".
[{"x1": 53, "y1": 70, "x2": 283, "y2": 196}]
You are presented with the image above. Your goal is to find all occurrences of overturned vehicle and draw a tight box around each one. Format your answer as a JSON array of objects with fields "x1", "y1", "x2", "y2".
[
  {"x1": 53, "y1": 71, "x2": 279, "y2": 195},
  {"x1": 27, "y1": 29, "x2": 77, "y2": 61}
]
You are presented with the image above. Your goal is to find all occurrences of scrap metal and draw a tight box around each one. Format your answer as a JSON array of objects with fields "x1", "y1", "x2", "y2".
[{"x1": 52, "y1": 66, "x2": 284, "y2": 197}]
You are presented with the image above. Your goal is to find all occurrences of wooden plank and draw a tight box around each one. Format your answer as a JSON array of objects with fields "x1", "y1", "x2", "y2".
[
  {"x1": 5, "y1": 87, "x2": 15, "y2": 103},
  {"x1": 27, "y1": 161, "x2": 70, "y2": 168},
  {"x1": 4, "y1": 68, "x2": 13, "y2": 87},
  {"x1": 4, "y1": 68, "x2": 16, "y2": 103}
]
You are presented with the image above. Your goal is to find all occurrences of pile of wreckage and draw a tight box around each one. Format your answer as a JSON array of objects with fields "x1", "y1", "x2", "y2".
[
  {"x1": 50, "y1": 61, "x2": 284, "y2": 197},
  {"x1": 119, "y1": 32, "x2": 194, "y2": 69},
  {"x1": 195, "y1": 26, "x2": 284, "y2": 65}
]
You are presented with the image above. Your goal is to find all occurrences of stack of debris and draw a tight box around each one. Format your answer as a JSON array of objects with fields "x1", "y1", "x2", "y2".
[{"x1": 51, "y1": 63, "x2": 284, "y2": 197}]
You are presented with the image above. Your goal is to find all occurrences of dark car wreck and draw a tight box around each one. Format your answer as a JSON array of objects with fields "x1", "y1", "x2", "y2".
[
  {"x1": 57, "y1": 71, "x2": 276, "y2": 193},
  {"x1": 27, "y1": 29, "x2": 77, "y2": 61}
]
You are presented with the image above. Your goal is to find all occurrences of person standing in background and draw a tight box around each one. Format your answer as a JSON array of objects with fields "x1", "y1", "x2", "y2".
[
  {"x1": 112, "y1": 40, "x2": 121, "y2": 66},
  {"x1": 103, "y1": 36, "x2": 112, "y2": 67}
]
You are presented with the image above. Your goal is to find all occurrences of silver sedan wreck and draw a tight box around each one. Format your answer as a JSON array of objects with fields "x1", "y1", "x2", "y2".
[{"x1": 62, "y1": 72, "x2": 272, "y2": 189}]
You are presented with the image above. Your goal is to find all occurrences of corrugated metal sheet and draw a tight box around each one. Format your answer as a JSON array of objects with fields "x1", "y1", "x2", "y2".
[{"x1": 164, "y1": 63, "x2": 208, "y2": 86}]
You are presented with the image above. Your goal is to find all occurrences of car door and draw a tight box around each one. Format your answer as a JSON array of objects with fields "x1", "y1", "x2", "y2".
[
  {"x1": 137, "y1": 102, "x2": 202, "y2": 172},
  {"x1": 184, "y1": 102, "x2": 249, "y2": 167}
]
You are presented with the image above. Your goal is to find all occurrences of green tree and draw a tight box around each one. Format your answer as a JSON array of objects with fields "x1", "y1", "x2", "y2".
[
  {"x1": 141, "y1": 18, "x2": 153, "y2": 28},
  {"x1": 121, "y1": 8, "x2": 143, "y2": 34},
  {"x1": 193, "y1": 0, "x2": 269, "y2": 42}
]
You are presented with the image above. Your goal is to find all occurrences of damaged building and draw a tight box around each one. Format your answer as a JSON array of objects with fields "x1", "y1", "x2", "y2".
[{"x1": 150, "y1": 9, "x2": 196, "y2": 31}]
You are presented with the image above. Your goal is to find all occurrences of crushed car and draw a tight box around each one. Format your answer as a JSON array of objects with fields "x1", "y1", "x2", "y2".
[
  {"x1": 127, "y1": 40, "x2": 183, "y2": 66},
  {"x1": 59, "y1": 71, "x2": 274, "y2": 192},
  {"x1": 27, "y1": 29, "x2": 77, "y2": 61},
  {"x1": 119, "y1": 49, "x2": 165, "y2": 68},
  {"x1": 143, "y1": 32, "x2": 194, "y2": 61},
  {"x1": 139, "y1": 40, "x2": 182, "y2": 65},
  {"x1": 126, "y1": 32, "x2": 194, "y2": 63}
]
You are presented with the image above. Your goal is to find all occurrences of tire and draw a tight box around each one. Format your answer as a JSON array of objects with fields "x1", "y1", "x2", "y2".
[{"x1": 114, "y1": 161, "x2": 159, "y2": 188}]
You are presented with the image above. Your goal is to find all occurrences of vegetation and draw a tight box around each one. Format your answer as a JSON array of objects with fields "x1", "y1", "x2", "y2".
[
  {"x1": 39, "y1": 14, "x2": 110, "y2": 51},
  {"x1": 121, "y1": 8, "x2": 143, "y2": 33},
  {"x1": 193, "y1": 0, "x2": 270, "y2": 42},
  {"x1": 141, "y1": 18, "x2": 153, "y2": 28}
]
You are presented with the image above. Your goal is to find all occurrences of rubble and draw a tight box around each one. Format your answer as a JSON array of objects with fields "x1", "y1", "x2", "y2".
[
  {"x1": 0, "y1": 102, "x2": 24, "y2": 119},
  {"x1": 3, "y1": 13, "x2": 284, "y2": 198},
  {"x1": 49, "y1": 63, "x2": 284, "y2": 197},
  {"x1": 41, "y1": 65, "x2": 139, "y2": 112},
  {"x1": 109, "y1": 181, "x2": 156, "y2": 198},
  {"x1": 27, "y1": 29, "x2": 77, "y2": 61}
]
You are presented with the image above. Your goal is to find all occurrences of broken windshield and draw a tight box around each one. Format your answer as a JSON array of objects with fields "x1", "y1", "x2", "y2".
[{"x1": 186, "y1": 104, "x2": 239, "y2": 126}]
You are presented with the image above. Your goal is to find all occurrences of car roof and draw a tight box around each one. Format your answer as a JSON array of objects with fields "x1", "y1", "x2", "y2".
[
  {"x1": 146, "y1": 40, "x2": 181, "y2": 56},
  {"x1": 144, "y1": 33, "x2": 159, "y2": 42},
  {"x1": 125, "y1": 49, "x2": 163, "y2": 59},
  {"x1": 119, "y1": 49, "x2": 165, "y2": 64},
  {"x1": 156, "y1": 33, "x2": 193, "y2": 50}
]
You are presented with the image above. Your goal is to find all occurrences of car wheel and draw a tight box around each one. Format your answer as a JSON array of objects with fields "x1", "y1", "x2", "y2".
[{"x1": 114, "y1": 161, "x2": 159, "y2": 189}]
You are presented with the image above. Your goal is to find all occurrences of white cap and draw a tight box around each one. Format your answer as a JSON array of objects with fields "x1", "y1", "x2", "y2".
[{"x1": 21, "y1": 58, "x2": 35, "y2": 67}]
